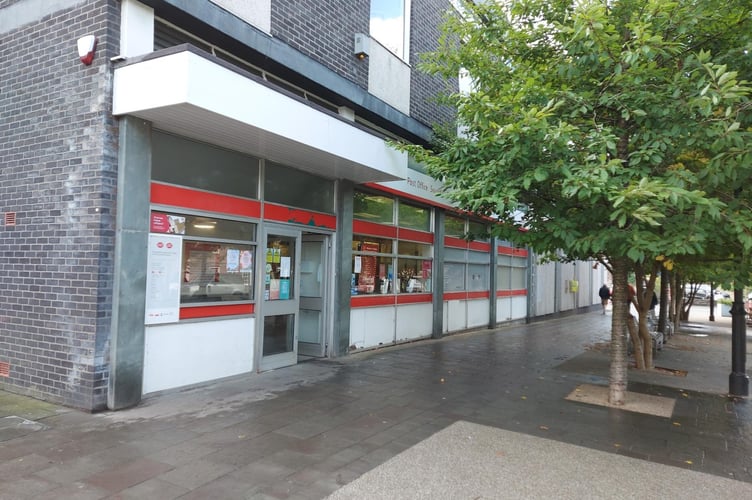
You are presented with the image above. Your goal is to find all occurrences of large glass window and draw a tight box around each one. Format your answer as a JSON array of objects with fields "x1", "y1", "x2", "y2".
[
  {"x1": 264, "y1": 161, "x2": 334, "y2": 214},
  {"x1": 152, "y1": 131, "x2": 259, "y2": 199},
  {"x1": 370, "y1": 0, "x2": 410, "y2": 61},
  {"x1": 443, "y1": 216, "x2": 490, "y2": 294},
  {"x1": 497, "y1": 255, "x2": 527, "y2": 290},
  {"x1": 398, "y1": 202, "x2": 431, "y2": 231},
  {"x1": 354, "y1": 192, "x2": 394, "y2": 224},
  {"x1": 151, "y1": 212, "x2": 256, "y2": 304}
]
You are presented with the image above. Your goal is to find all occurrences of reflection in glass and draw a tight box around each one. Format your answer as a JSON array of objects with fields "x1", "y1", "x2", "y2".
[
  {"x1": 181, "y1": 241, "x2": 253, "y2": 303},
  {"x1": 263, "y1": 314, "x2": 295, "y2": 356}
]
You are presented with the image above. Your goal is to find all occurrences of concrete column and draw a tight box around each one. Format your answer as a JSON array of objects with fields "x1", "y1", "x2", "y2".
[
  {"x1": 332, "y1": 180, "x2": 354, "y2": 356},
  {"x1": 489, "y1": 237, "x2": 498, "y2": 328},
  {"x1": 108, "y1": 116, "x2": 151, "y2": 410},
  {"x1": 432, "y1": 209, "x2": 445, "y2": 338}
]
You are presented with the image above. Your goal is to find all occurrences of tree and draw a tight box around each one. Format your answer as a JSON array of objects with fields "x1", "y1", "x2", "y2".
[{"x1": 404, "y1": 0, "x2": 752, "y2": 405}]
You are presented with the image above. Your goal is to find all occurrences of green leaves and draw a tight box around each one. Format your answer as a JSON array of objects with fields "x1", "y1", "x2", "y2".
[{"x1": 404, "y1": 0, "x2": 752, "y2": 277}]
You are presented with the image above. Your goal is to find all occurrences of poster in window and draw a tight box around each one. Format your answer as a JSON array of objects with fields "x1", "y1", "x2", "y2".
[
  {"x1": 145, "y1": 234, "x2": 182, "y2": 324},
  {"x1": 240, "y1": 250, "x2": 253, "y2": 272},
  {"x1": 226, "y1": 248, "x2": 240, "y2": 272},
  {"x1": 279, "y1": 278, "x2": 290, "y2": 299}
]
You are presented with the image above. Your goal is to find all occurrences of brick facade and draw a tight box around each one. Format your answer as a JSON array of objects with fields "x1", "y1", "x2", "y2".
[
  {"x1": 270, "y1": 0, "x2": 370, "y2": 91},
  {"x1": 0, "y1": 0, "x2": 457, "y2": 410},
  {"x1": 0, "y1": 0, "x2": 119, "y2": 410},
  {"x1": 410, "y1": 0, "x2": 458, "y2": 131}
]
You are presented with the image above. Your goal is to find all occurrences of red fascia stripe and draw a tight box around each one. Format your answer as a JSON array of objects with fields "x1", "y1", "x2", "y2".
[
  {"x1": 397, "y1": 227, "x2": 433, "y2": 244},
  {"x1": 443, "y1": 291, "x2": 467, "y2": 301},
  {"x1": 468, "y1": 241, "x2": 491, "y2": 252},
  {"x1": 396, "y1": 293, "x2": 432, "y2": 304},
  {"x1": 351, "y1": 295, "x2": 397, "y2": 308},
  {"x1": 444, "y1": 236, "x2": 467, "y2": 249},
  {"x1": 496, "y1": 289, "x2": 528, "y2": 297},
  {"x1": 498, "y1": 246, "x2": 528, "y2": 257},
  {"x1": 353, "y1": 220, "x2": 398, "y2": 238},
  {"x1": 467, "y1": 291, "x2": 490, "y2": 299},
  {"x1": 263, "y1": 202, "x2": 337, "y2": 230},
  {"x1": 179, "y1": 304, "x2": 254, "y2": 319},
  {"x1": 151, "y1": 183, "x2": 261, "y2": 218}
]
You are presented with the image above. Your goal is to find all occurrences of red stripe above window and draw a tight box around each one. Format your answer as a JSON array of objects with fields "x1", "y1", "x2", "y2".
[
  {"x1": 498, "y1": 246, "x2": 528, "y2": 257},
  {"x1": 179, "y1": 304, "x2": 254, "y2": 319},
  {"x1": 263, "y1": 202, "x2": 336, "y2": 230},
  {"x1": 468, "y1": 241, "x2": 491, "y2": 252},
  {"x1": 353, "y1": 220, "x2": 398, "y2": 238},
  {"x1": 151, "y1": 183, "x2": 261, "y2": 218},
  {"x1": 444, "y1": 236, "x2": 467, "y2": 248},
  {"x1": 397, "y1": 227, "x2": 433, "y2": 244}
]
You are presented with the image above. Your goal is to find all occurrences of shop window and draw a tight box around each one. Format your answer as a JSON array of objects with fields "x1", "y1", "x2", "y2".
[
  {"x1": 264, "y1": 161, "x2": 334, "y2": 214},
  {"x1": 354, "y1": 191, "x2": 394, "y2": 224},
  {"x1": 370, "y1": 0, "x2": 410, "y2": 61},
  {"x1": 497, "y1": 255, "x2": 527, "y2": 290},
  {"x1": 445, "y1": 215, "x2": 466, "y2": 238},
  {"x1": 398, "y1": 202, "x2": 430, "y2": 231},
  {"x1": 151, "y1": 211, "x2": 256, "y2": 304},
  {"x1": 152, "y1": 131, "x2": 259, "y2": 199},
  {"x1": 352, "y1": 235, "x2": 394, "y2": 294},
  {"x1": 351, "y1": 234, "x2": 432, "y2": 295},
  {"x1": 468, "y1": 220, "x2": 489, "y2": 240}
]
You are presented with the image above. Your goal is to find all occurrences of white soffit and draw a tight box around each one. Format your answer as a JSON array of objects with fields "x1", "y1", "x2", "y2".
[{"x1": 113, "y1": 50, "x2": 407, "y2": 183}]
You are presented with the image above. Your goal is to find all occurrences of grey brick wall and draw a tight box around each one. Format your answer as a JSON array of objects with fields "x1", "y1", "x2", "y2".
[
  {"x1": 410, "y1": 0, "x2": 457, "y2": 131},
  {"x1": 270, "y1": 0, "x2": 370, "y2": 91},
  {"x1": 0, "y1": 0, "x2": 119, "y2": 411}
]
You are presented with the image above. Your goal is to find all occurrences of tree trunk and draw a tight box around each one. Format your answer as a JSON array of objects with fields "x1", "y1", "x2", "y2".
[
  {"x1": 658, "y1": 269, "x2": 669, "y2": 335},
  {"x1": 637, "y1": 313, "x2": 654, "y2": 369},
  {"x1": 609, "y1": 258, "x2": 629, "y2": 406},
  {"x1": 627, "y1": 314, "x2": 645, "y2": 370}
]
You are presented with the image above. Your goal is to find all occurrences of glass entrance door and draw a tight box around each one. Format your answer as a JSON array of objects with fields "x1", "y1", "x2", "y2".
[
  {"x1": 260, "y1": 227, "x2": 300, "y2": 371},
  {"x1": 299, "y1": 234, "x2": 329, "y2": 357}
]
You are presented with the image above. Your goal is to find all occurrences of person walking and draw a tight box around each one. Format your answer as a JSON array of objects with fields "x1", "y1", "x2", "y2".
[{"x1": 599, "y1": 284, "x2": 611, "y2": 314}]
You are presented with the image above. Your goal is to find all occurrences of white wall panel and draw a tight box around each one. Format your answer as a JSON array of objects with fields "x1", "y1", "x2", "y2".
[
  {"x1": 350, "y1": 307, "x2": 396, "y2": 349},
  {"x1": 143, "y1": 317, "x2": 254, "y2": 394},
  {"x1": 466, "y1": 299, "x2": 489, "y2": 329},
  {"x1": 446, "y1": 300, "x2": 467, "y2": 333},
  {"x1": 396, "y1": 303, "x2": 433, "y2": 341}
]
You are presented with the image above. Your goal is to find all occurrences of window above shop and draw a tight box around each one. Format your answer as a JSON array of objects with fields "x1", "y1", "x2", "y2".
[
  {"x1": 370, "y1": 0, "x2": 411, "y2": 62},
  {"x1": 264, "y1": 161, "x2": 334, "y2": 214},
  {"x1": 152, "y1": 131, "x2": 260, "y2": 199},
  {"x1": 354, "y1": 192, "x2": 395, "y2": 224}
]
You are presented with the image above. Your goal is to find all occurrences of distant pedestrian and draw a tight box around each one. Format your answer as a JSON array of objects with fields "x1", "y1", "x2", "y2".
[{"x1": 599, "y1": 284, "x2": 611, "y2": 314}]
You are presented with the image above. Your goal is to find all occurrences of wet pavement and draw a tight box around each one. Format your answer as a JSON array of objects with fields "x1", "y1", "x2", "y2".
[{"x1": 0, "y1": 305, "x2": 750, "y2": 499}]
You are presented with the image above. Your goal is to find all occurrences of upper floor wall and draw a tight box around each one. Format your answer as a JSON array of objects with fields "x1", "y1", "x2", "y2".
[{"x1": 129, "y1": 0, "x2": 455, "y2": 144}]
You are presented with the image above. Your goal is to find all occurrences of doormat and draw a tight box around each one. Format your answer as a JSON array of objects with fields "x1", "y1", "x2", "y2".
[{"x1": 565, "y1": 384, "x2": 676, "y2": 418}]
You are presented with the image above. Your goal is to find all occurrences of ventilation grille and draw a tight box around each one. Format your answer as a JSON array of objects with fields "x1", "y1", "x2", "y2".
[
  {"x1": 0, "y1": 361, "x2": 10, "y2": 377},
  {"x1": 4, "y1": 212, "x2": 16, "y2": 226}
]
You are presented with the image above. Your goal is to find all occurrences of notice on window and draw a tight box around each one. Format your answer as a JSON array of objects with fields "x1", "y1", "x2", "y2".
[
  {"x1": 280, "y1": 256, "x2": 291, "y2": 278},
  {"x1": 145, "y1": 234, "x2": 183, "y2": 325}
]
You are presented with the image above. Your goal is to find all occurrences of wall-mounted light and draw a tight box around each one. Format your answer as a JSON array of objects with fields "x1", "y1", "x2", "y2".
[
  {"x1": 77, "y1": 35, "x2": 97, "y2": 65},
  {"x1": 354, "y1": 33, "x2": 369, "y2": 60}
]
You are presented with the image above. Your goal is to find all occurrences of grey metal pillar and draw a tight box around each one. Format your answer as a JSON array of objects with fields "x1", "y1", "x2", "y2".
[
  {"x1": 332, "y1": 180, "x2": 354, "y2": 356},
  {"x1": 108, "y1": 117, "x2": 152, "y2": 410},
  {"x1": 729, "y1": 288, "x2": 749, "y2": 396},
  {"x1": 432, "y1": 209, "x2": 445, "y2": 338},
  {"x1": 489, "y1": 237, "x2": 498, "y2": 327}
]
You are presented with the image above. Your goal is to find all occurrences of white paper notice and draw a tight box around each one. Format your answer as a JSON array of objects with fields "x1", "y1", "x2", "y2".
[
  {"x1": 354, "y1": 256, "x2": 362, "y2": 273},
  {"x1": 280, "y1": 256, "x2": 291, "y2": 278},
  {"x1": 145, "y1": 234, "x2": 183, "y2": 325}
]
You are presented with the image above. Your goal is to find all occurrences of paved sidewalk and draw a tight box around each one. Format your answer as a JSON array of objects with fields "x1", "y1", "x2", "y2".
[{"x1": 0, "y1": 306, "x2": 750, "y2": 499}]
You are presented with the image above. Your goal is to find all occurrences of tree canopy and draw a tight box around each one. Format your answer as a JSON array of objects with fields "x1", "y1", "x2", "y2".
[{"x1": 405, "y1": 0, "x2": 752, "y2": 403}]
